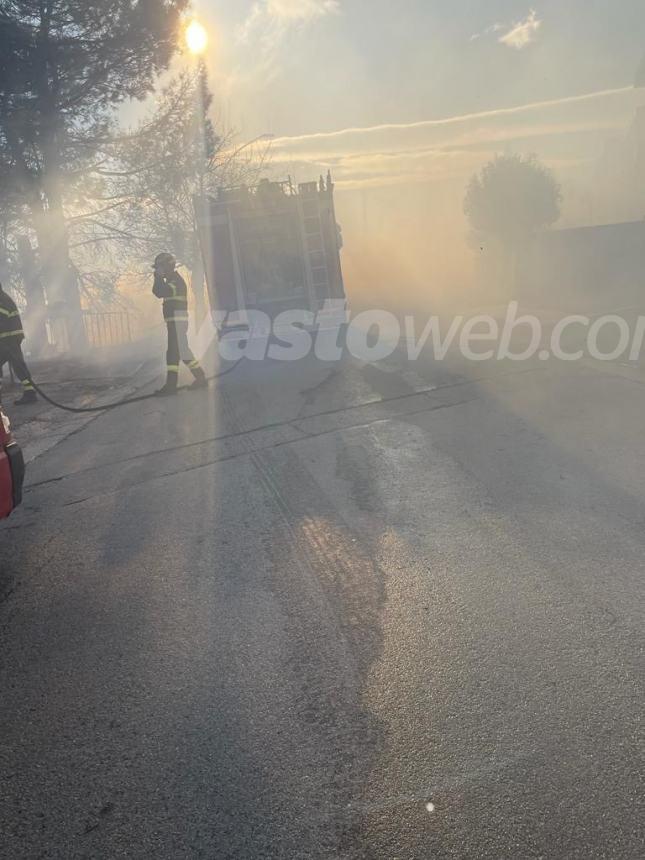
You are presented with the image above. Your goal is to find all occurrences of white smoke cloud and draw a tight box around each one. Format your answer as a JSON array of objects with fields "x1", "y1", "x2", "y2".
[{"x1": 499, "y1": 9, "x2": 542, "y2": 50}]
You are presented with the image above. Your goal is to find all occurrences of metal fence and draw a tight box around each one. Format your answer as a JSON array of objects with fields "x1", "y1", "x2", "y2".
[{"x1": 83, "y1": 311, "x2": 135, "y2": 348}]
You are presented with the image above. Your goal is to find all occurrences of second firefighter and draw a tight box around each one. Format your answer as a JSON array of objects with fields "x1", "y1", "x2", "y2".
[
  {"x1": 0, "y1": 282, "x2": 37, "y2": 406},
  {"x1": 152, "y1": 253, "x2": 207, "y2": 396}
]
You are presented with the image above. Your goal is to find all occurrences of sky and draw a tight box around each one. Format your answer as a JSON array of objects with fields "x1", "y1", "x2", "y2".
[
  {"x1": 189, "y1": 1, "x2": 645, "y2": 201},
  {"x1": 198, "y1": 1, "x2": 644, "y2": 136},
  {"x1": 181, "y1": 1, "x2": 645, "y2": 310}
]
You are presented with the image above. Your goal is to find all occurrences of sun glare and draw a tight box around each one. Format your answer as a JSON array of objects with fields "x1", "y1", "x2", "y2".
[{"x1": 185, "y1": 20, "x2": 208, "y2": 56}]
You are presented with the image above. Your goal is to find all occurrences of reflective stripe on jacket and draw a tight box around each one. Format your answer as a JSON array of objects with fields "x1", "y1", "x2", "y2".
[
  {"x1": 0, "y1": 292, "x2": 24, "y2": 342},
  {"x1": 153, "y1": 272, "x2": 189, "y2": 323}
]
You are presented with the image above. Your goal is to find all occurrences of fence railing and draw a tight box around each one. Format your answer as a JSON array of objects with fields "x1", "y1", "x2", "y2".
[{"x1": 83, "y1": 310, "x2": 135, "y2": 348}]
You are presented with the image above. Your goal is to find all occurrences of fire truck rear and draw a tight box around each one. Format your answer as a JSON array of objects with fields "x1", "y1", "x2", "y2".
[{"x1": 196, "y1": 172, "x2": 346, "y2": 330}]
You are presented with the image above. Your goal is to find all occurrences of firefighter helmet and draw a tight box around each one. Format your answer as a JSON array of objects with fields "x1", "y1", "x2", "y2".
[{"x1": 153, "y1": 252, "x2": 176, "y2": 272}]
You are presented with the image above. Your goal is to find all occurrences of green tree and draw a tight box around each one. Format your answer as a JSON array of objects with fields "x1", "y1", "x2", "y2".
[
  {"x1": 464, "y1": 153, "x2": 562, "y2": 290},
  {"x1": 0, "y1": 0, "x2": 188, "y2": 350}
]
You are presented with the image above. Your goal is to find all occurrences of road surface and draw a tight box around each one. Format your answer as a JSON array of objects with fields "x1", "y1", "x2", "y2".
[{"x1": 1, "y1": 351, "x2": 643, "y2": 858}]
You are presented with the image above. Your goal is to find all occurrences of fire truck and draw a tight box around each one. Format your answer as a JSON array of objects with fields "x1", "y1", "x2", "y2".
[
  {"x1": 0, "y1": 404, "x2": 24, "y2": 520},
  {"x1": 196, "y1": 172, "x2": 346, "y2": 328}
]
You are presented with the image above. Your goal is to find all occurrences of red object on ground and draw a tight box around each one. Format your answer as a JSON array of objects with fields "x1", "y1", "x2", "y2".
[{"x1": 0, "y1": 405, "x2": 24, "y2": 519}]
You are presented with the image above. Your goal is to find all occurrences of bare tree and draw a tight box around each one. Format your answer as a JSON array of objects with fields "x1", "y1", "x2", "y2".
[{"x1": 107, "y1": 69, "x2": 267, "y2": 321}]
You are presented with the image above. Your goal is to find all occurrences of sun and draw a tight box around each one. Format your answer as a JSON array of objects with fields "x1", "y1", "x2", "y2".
[{"x1": 185, "y1": 20, "x2": 208, "y2": 56}]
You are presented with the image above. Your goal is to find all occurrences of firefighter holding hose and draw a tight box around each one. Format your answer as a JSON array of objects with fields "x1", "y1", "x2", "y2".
[
  {"x1": 152, "y1": 253, "x2": 207, "y2": 396},
  {"x1": 0, "y1": 282, "x2": 37, "y2": 406}
]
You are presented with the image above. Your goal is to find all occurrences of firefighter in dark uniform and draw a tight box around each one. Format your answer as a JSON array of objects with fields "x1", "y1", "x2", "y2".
[
  {"x1": 0, "y1": 282, "x2": 37, "y2": 405},
  {"x1": 152, "y1": 253, "x2": 207, "y2": 396}
]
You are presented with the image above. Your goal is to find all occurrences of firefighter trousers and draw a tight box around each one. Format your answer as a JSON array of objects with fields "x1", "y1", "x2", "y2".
[
  {"x1": 165, "y1": 321, "x2": 204, "y2": 388},
  {"x1": 0, "y1": 339, "x2": 34, "y2": 392}
]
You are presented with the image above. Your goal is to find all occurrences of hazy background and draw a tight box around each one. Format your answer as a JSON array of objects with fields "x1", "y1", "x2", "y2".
[{"x1": 182, "y1": 0, "x2": 645, "y2": 316}]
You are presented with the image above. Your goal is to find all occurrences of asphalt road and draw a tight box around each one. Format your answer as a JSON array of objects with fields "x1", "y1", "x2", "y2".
[{"x1": 1, "y1": 350, "x2": 643, "y2": 858}]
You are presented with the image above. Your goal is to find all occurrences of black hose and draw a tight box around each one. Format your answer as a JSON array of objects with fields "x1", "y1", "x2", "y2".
[{"x1": 26, "y1": 359, "x2": 243, "y2": 414}]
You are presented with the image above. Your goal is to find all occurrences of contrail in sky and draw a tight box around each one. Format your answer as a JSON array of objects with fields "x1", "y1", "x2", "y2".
[{"x1": 270, "y1": 86, "x2": 634, "y2": 146}]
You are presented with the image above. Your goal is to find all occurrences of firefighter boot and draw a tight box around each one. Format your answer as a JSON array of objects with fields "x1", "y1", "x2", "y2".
[
  {"x1": 189, "y1": 366, "x2": 208, "y2": 391},
  {"x1": 156, "y1": 370, "x2": 179, "y2": 397},
  {"x1": 14, "y1": 389, "x2": 37, "y2": 406},
  {"x1": 155, "y1": 382, "x2": 178, "y2": 397}
]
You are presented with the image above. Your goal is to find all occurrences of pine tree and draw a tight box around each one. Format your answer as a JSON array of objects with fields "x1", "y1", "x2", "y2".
[{"x1": 0, "y1": 0, "x2": 188, "y2": 350}]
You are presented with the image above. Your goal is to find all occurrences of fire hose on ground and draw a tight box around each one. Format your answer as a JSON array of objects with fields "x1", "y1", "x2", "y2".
[{"x1": 24, "y1": 359, "x2": 243, "y2": 415}]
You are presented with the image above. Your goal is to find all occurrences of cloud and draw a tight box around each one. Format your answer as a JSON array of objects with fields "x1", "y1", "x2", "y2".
[
  {"x1": 470, "y1": 22, "x2": 504, "y2": 42},
  {"x1": 266, "y1": 0, "x2": 340, "y2": 19},
  {"x1": 471, "y1": 9, "x2": 542, "y2": 49},
  {"x1": 240, "y1": 0, "x2": 339, "y2": 38},
  {"x1": 235, "y1": 0, "x2": 339, "y2": 87},
  {"x1": 499, "y1": 9, "x2": 542, "y2": 49}
]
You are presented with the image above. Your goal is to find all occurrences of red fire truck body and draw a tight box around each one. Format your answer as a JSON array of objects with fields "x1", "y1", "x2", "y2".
[{"x1": 0, "y1": 406, "x2": 25, "y2": 520}]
